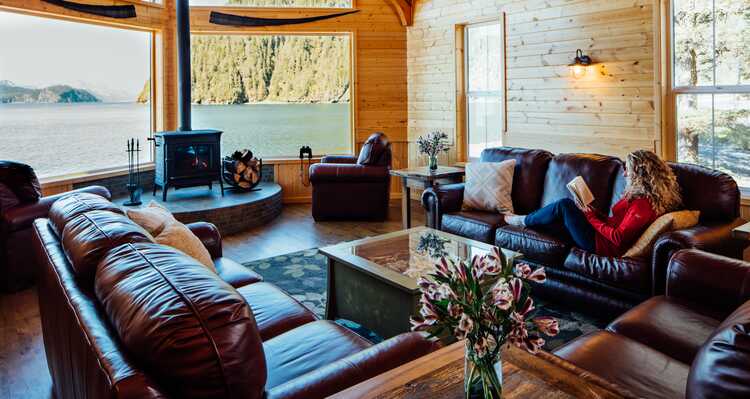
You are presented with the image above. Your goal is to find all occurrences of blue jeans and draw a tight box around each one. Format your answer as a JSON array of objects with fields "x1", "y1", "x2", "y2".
[{"x1": 524, "y1": 198, "x2": 596, "y2": 252}]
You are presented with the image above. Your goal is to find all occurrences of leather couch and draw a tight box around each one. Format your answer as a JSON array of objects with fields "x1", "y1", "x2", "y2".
[
  {"x1": 32, "y1": 191, "x2": 437, "y2": 399},
  {"x1": 554, "y1": 249, "x2": 750, "y2": 399},
  {"x1": 309, "y1": 132, "x2": 392, "y2": 221},
  {"x1": 422, "y1": 147, "x2": 747, "y2": 317},
  {"x1": 1, "y1": 184, "x2": 110, "y2": 292}
]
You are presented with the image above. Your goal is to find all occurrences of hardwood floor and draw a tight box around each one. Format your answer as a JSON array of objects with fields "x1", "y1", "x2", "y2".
[{"x1": 0, "y1": 201, "x2": 424, "y2": 399}]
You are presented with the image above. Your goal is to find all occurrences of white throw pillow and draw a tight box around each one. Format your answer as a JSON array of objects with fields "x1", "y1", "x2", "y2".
[{"x1": 462, "y1": 159, "x2": 515, "y2": 214}]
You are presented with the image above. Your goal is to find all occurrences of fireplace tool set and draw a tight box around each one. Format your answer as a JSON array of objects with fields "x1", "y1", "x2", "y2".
[{"x1": 124, "y1": 138, "x2": 143, "y2": 206}]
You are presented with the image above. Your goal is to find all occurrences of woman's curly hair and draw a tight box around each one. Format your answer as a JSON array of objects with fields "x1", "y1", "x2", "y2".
[{"x1": 624, "y1": 150, "x2": 682, "y2": 215}]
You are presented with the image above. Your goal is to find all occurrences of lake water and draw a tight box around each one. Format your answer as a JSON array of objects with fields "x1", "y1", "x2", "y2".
[{"x1": 0, "y1": 102, "x2": 351, "y2": 178}]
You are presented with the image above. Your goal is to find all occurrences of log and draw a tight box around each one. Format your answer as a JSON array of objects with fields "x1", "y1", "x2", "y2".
[{"x1": 236, "y1": 161, "x2": 247, "y2": 174}]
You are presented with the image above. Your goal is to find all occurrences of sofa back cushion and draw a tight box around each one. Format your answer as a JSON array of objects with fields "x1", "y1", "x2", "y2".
[
  {"x1": 687, "y1": 300, "x2": 750, "y2": 399},
  {"x1": 357, "y1": 132, "x2": 391, "y2": 167},
  {"x1": 480, "y1": 147, "x2": 553, "y2": 214},
  {"x1": 669, "y1": 162, "x2": 739, "y2": 224},
  {"x1": 49, "y1": 192, "x2": 124, "y2": 236},
  {"x1": 62, "y1": 210, "x2": 153, "y2": 288},
  {"x1": 540, "y1": 153, "x2": 621, "y2": 215},
  {"x1": 95, "y1": 242, "x2": 266, "y2": 399},
  {"x1": 0, "y1": 160, "x2": 41, "y2": 203}
]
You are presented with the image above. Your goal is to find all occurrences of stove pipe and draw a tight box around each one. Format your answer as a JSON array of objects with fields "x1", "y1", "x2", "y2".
[{"x1": 176, "y1": 0, "x2": 191, "y2": 131}]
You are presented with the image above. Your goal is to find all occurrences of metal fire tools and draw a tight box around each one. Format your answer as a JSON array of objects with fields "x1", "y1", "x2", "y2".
[{"x1": 124, "y1": 138, "x2": 143, "y2": 206}]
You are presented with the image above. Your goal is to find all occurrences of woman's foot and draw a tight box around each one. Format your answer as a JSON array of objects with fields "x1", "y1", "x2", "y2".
[{"x1": 504, "y1": 214, "x2": 526, "y2": 227}]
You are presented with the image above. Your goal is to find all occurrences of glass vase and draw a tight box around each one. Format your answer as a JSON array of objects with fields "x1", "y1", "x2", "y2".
[
  {"x1": 428, "y1": 155, "x2": 438, "y2": 171},
  {"x1": 464, "y1": 343, "x2": 503, "y2": 399}
]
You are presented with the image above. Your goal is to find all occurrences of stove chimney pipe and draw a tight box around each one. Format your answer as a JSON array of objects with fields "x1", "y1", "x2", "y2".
[{"x1": 176, "y1": 0, "x2": 191, "y2": 131}]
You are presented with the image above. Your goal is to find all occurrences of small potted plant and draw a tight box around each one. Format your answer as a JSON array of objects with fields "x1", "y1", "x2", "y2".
[
  {"x1": 417, "y1": 131, "x2": 450, "y2": 171},
  {"x1": 410, "y1": 248, "x2": 558, "y2": 399}
]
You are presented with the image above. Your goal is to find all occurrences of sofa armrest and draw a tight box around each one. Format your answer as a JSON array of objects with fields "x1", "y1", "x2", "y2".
[
  {"x1": 185, "y1": 222, "x2": 222, "y2": 259},
  {"x1": 666, "y1": 249, "x2": 750, "y2": 317},
  {"x1": 320, "y1": 155, "x2": 358, "y2": 164},
  {"x1": 266, "y1": 332, "x2": 439, "y2": 399},
  {"x1": 1, "y1": 185, "x2": 111, "y2": 233},
  {"x1": 309, "y1": 163, "x2": 389, "y2": 183},
  {"x1": 652, "y1": 220, "x2": 749, "y2": 294},
  {"x1": 421, "y1": 183, "x2": 465, "y2": 229}
]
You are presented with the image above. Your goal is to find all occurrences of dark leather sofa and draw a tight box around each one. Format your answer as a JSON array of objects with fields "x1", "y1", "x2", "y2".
[
  {"x1": 1, "y1": 184, "x2": 110, "y2": 292},
  {"x1": 422, "y1": 147, "x2": 747, "y2": 317},
  {"x1": 555, "y1": 249, "x2": 750, "y2": 399},
  {"x1": 32, "y1": 192, "x2": 436, "y2": 399},
  {"x1": 309, "y1": 132, "x2": 392, "y2": 221}
]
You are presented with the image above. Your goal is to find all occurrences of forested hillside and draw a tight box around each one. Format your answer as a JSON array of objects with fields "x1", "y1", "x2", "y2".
[
  {"x1": 190, "y1": 35, "x2": 350, "y2": 104},
  {"x1": 0, "y1": 81, "x2": 100, "y2": 104}
]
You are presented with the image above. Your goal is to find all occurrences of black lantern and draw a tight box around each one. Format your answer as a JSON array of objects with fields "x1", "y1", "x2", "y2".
[{"x1": 569, "y1": 49, "x2": 593, "y2": 79}]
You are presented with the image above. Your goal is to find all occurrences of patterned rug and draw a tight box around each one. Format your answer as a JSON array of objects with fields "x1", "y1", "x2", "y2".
[{"x1": 243, "y1": 249, "x2": 607, "y2": 349}]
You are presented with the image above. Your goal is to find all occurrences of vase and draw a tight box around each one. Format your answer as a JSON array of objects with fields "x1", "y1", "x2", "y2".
[
  {"x1": 428, "y1": 155, "x2": 438, "y2": 171},
  {"x1": 464, "y1": 343, "x2": 503, "y2": 399}
]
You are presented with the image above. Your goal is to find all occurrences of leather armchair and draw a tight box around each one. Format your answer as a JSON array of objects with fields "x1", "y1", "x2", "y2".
[
  {"x1": 1, "y1": 185, "x2": 111, "y2": 292},
  {"x1": 309, "y1": 132, "x2": 392, "y2": 221}
]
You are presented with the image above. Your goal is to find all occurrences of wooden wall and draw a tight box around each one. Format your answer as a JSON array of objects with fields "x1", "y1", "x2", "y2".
[
  {"x1": 1, "y1": 0, "x2": 408, "y2": 202},
  {"x1": 407, "y1": 0, "x2": 658, "y2": 169}
]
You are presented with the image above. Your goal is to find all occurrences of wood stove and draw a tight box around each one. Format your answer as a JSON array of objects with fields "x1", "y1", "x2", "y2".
[{"x1": 152, "y1": 129, "x2": 224, "y2": 201}]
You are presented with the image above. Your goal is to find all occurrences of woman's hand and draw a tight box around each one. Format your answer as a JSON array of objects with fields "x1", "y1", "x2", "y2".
[{"x1": 578, "y1": 203, "x2": 593, "y2": 214}]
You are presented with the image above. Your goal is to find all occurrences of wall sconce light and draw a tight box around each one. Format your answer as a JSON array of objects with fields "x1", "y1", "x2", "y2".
[{"x1": 569, "y1": 49, "x2": 593, "y2": 79}]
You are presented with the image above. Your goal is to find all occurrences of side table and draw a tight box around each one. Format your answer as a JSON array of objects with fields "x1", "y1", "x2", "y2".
[{"x1": 390, "y1": 166, "x2": 464, "y2": 229}]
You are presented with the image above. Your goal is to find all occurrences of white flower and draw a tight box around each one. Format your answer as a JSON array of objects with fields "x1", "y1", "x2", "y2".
[{"x1": 455, "y1": 313, "x2": 474, "y2": 339}]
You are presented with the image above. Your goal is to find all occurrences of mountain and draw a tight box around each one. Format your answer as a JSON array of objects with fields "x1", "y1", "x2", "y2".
[{"x1": 0, "y1": 81, "x2": 100, "y2": 104}]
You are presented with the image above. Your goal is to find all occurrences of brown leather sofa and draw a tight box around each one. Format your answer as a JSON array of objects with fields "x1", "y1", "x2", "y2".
[
  {"x1": 309, "y1": 132, "x2": 392, "y2": 221},
  {"x1": 554, "y1": 249, "x2": 750, "y2": 399},
  {"x1": 32, "y1": 191, "x2": 436, "y2": 399},
  {"x1": 1, "y1": 184, "x2": 110, "y2": 292},
  {"x1": 422, "y1": 147, "x2": 747, "y2": 317}
]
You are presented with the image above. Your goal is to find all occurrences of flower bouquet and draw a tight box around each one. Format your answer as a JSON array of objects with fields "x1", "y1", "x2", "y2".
[
  {"x1": 410, "y1": 248, "x2": 559, "y2": 399},
  {"x1": 416, "y1": 131, "x2": 450, "y2": 170}
]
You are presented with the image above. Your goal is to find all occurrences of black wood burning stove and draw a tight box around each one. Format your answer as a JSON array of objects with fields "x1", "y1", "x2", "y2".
[{"x1": 153, "y1": 129, "x2": 224, "y2": 201}]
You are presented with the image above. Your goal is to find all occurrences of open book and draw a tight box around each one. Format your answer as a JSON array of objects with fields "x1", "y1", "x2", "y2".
[{"x1": 566, "y1": 176, "x2": 594, "y2": 208}]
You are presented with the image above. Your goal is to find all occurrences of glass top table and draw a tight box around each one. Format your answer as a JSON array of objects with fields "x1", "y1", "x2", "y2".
[{"x1": 320, "y1": 227, "x2": 523, "y2": 338}]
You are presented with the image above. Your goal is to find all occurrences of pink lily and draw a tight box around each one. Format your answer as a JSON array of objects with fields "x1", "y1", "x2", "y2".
[{"x1": 533, "y1": 316, "x2": 560, "y2": 336}]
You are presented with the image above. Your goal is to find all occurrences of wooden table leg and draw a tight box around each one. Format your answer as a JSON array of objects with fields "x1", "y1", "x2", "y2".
[{"x1": 401, "y1": 177, "x2": 411, "y2": 229}]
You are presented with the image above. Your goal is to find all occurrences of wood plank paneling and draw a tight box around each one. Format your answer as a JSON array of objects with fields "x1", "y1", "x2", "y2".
[{"x1": 407, "y1": 0, "x2": 659, "y2": 165}]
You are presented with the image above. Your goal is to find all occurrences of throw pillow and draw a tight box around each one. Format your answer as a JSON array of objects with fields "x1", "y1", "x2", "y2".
[
  {"x1": 462, "y1": 159, "x2": 515, "y2": 214},
  {"x1": 126, "y1": 201, "x2": 175, "y2": 236},
  {"x1": 623, "y1": 210, "x2": 701, "y2": 258},
  {"x1": 155, "y1": 219, "x2": 217, "y2": 272},
  {"x1": 0, "y1": 182, "x2": 20, "y2": 211}
]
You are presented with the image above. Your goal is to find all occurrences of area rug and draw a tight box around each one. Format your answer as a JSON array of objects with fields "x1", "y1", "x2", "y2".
[{"x1": 243, "y1": 249, "x2": 608, "y2": 350}]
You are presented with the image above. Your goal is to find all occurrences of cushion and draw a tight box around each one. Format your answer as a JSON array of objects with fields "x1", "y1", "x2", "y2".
[
  {"x1": 237, "y1": 282, "x2": 318, "y2": 340},
  {"x1": 540, "y1": 153, "x2": 621, "y2": 216},
  {"x1": 0, "y1": 160, "x2": 41, "y2": 203},
  {"x1": 563, "y1": 248, "x2": 650, "y2": 293},
  {"x1": 61, "y1": 210, "x2": 153, "y2": 287},
  {"x1": 623, "y1": 210, "x2": 700, "y2": 258},
  {"x1": 441, "y1": 211, "x2": 505, "y2": 243},
  {"x1": 126, "y1": 200, "x2": 175, "y2": 236},
  {"x1": 495, "y1": 225, "x2": 570, "y2": 265},
  {"x1": 688, "y1": 300, "x2": 750, "y2": 398},
  {"x1": 462, "y1": 159, "x2": 515, "y2": 214},
  {"x1": 49, "y1": 192, "x2": 124, "y2": 236},
  {"x1": 0, "y1": 182, "x2": 20, "y2": 211},
  {"x1": 155, "y1": 219, "x2": 216, "y2": 272},
  {"x1": 357, "y1": 132, "x2": 391, "y2": 166},
  {"x1": 95, "y1": 242, "x2": 266, "y2": 399},
  {"x1": 214, "y1": 257, "x2": 264, "y2": 288}
]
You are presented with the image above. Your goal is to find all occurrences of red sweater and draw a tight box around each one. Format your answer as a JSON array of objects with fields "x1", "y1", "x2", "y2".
[{"x1": 584, "y1": 197, "x2": 656, "y2": 257}]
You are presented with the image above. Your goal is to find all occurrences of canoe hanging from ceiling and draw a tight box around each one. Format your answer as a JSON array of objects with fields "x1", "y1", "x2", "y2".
[
  {"x1": 209, "y1": 10, "x2": 359, "y2": 27},
  {"x1": 41, "y1": 0, "x2": 136, "y2": 18}
]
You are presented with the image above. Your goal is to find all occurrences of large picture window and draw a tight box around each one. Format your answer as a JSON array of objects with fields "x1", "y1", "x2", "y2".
[
  {"x1": 0, "y1": 11, "x2": 152, "y2": 178},
  {"x1": 672, "y1": 0, "x2": 750, "y2": 188},
  {"x1": 465, "y1": 20, "x2": 505, "y2": 160},
  {"x1": 190, "y1": 34, "x2": 352, "y2": 157}
]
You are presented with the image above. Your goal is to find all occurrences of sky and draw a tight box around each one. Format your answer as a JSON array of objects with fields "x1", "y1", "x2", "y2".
[{"x1": 0, "y1": 11, "x2": 150, "y2": 102}]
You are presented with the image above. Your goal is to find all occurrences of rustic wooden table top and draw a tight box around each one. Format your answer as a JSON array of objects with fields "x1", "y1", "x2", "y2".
[
  {"x1": 390, "y1": 166, "x2": 465, "y2": 180},
  {"x1": 330, "y1": 341, "x2": 635, "y2": 399}
]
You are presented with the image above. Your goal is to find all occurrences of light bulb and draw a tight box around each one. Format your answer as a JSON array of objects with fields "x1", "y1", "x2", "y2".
[{"x1": 571, "y1": 64, "x2": 587, "y2": 79}]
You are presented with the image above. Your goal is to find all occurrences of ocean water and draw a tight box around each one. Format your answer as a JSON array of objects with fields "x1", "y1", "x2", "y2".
[{"x1": 0, "y1": 102, "x2": 351, "y2": 178}]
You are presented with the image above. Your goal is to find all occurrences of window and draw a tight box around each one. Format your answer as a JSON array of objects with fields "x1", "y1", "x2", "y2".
[
  {"x1": 672, "y1": 0, "x2": 750, "y2": 188},
  {"x1": 189, "y1": 0, "x2": 352, "y2": 8},
  {"x1": 190, "y1": 34, "x2": 352, "y2": 157},
  {"x1": 465, "y1": 20, "x2": 505, "y2": 160}
]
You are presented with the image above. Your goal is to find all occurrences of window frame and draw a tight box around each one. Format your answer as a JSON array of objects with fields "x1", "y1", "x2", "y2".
[
  {"x1": 457, "y1": 15, "x2": 506, "y2": 163},
  {"x1": 666, "y1": 0, "x2": 750, "y2": 193}
]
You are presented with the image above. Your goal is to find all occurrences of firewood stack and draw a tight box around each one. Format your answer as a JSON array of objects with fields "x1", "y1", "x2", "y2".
[{"x1": 222, "y1": 149, "x2": 263, "y2": 190}]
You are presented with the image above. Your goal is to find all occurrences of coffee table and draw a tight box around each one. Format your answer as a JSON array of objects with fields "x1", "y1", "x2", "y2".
[
  {"x1": 330, "y1": 341, "x2": 635, "y2": 399},
  {"x1": 319, "y1": 227, "x2": 522, "y2": 338}
]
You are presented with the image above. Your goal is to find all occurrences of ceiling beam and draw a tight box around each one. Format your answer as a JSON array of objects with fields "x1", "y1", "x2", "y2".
[{"x1": 385, "y1": 0, "x2": 412, "y2": 26}]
